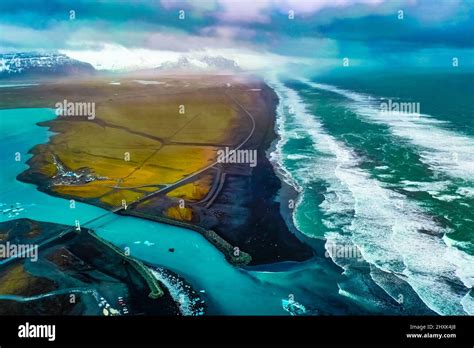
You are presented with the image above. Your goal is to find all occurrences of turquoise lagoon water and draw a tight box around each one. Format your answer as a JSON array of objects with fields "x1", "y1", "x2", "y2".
[{"x1": 0, "y1": 107, "x2": 363, "y2": 315}]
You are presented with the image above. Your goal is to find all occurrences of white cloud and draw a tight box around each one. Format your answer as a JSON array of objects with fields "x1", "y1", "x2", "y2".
[
  {"x1": 61, "y1": 44, "x2": 180, "y2": 71},
  {"x1": 60, "y1": 43, "x2": 313, "y2": 72}
]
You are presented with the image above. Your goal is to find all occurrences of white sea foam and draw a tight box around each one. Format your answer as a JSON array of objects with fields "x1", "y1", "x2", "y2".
[
  {"x1": 267, "y1": 77, "x2": 474, "y2": 315},
  {"x1": 149, "y1": 267, "x2": 204, "y2": 316},
  {"x1": 457, "y1": 187, "x2": 474, "y2": 198},
  {"x1": 432, "y1": 194, "x2": 460, "y2": 202},
  {"x1": 0, "y1": 83, "x2": 39, "y2": 88},
  {"x1": 286, "y1": 154, "x2": 310, "y2": 160},
  {"x1": 398, "y1": 180, "x2": 455, "y2": 200},
  {"x1": 460, "y1": 290, "x2": 474, "y2": 315},
  {"x1": 133, "y1": 80, "x2": 165, "y2": 85},
  {"x1": 377, "y1": 174, "x2": 395, "y2": 180},
  {"x1": 301, "y1": 79, "x2": 474, "y2": 183},
  {"x1": 267, "y1": 82, "x2": 304, "y2": 193}
]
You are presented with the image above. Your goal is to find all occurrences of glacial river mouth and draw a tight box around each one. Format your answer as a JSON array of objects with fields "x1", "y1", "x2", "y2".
[{"x1": 1, "y1": 107, "x2": 361, "y2": 316}]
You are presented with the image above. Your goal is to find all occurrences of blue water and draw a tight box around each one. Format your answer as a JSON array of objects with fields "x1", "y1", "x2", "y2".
[
  {"x1": 5, "y1": 85, "x2": 465, "y2": 316},
  {"x1": 266, "y1": 73, "x2": 474, "y2": 316},
  {"x1": 0, "y1": 107, "x2": 365, "y2": 315},
  {"x1": 0, "y1": 108, "x2": 105, "y2": 224}
]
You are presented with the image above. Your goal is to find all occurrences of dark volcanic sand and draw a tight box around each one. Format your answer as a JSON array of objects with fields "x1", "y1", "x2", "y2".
[{"x1": 210, "y1": 81, "x2": 314, "y2": 264}]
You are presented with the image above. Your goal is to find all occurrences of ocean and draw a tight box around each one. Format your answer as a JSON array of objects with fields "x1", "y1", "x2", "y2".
[
  {"x1": 1, "y1": 72, "x2": 473, "y2": 316},
  {"x1": 267, "y1": 71, "x2": 474, "y2": 315}
]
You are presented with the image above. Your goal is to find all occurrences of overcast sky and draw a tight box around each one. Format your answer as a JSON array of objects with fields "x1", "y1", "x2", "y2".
[{"x1": 1, "y1": 0, "x2": 473, "y2": 72}]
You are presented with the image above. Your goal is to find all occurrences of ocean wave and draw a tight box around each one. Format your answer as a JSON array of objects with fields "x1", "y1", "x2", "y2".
[
  {"x1": 301, "y1": 79, "x2": 474, "y2": 183},
  {"x1": 149, "y1": 267, "x2": 205, "y2": 316},
  {"x1": 397, "y1": 180, "x2": 461, "y2": 203},
  {"x1": 460, "y1": 290, "x2": 474, "y2": 315},
  {"x1": 268, "y1": 81, "x2": 307, "y2": 194},
  {"x1": 457, "y1": 187, "x2": 474, "y2": 198},
  {"x1": 286, "y1": 154, "x2": 311, "y2": 160},
  {"x1": 267, "y1": 77, "x2": 474, "y2": 315}
]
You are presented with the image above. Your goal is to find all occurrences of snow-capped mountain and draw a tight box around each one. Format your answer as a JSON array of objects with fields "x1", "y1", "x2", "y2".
[
  {"x1": 200, "y1": 56, "x2": 240, "y2": 71},
  {"x1": 0, "y1": 52, "x2": 240, "y2": 78},
  {"x1": 156, "y1": 56, "x2": 240, "y2": 73},
  {"x1": 0, "y1": 52, "x2": 95, "y2": 78}
]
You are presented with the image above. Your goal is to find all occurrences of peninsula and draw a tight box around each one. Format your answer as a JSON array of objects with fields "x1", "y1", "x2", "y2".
[{"x1": 1, "y1": 74, "x2": 313, "y2": 265}]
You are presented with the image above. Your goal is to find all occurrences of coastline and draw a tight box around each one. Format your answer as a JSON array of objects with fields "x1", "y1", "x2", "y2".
[
  {"x1": 7, "y1": 74, "x2": 314, "y2": 266},
  {"x1": 264, "y1": 80, "x2": 329, "y2": 258},
  {"x1": 244, "y1": 81, "x2": 314, "y2": 263}
]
